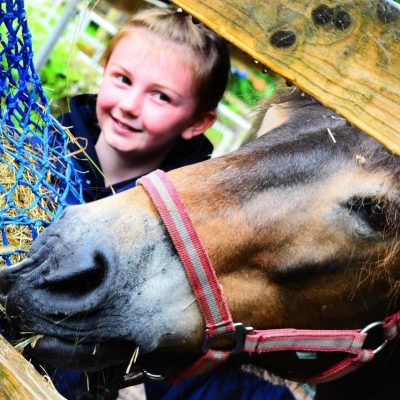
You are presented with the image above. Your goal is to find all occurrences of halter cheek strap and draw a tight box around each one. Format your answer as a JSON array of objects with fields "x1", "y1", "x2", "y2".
[
  {"x1": 137, "y1": 170, "x2": 400, "y2": 384},
  {"x1": 138, "y1": 169, "x2": 237, "y2": 378}
]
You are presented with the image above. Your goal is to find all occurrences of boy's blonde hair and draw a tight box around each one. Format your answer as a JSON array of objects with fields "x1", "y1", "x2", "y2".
[{"x1": 102, "y1": 7, "x2": 230, "y2": 114}]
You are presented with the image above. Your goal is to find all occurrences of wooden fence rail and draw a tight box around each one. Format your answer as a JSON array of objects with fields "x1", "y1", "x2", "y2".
[
  {"x1": 0, "y1": 335, "x2": 65, "y2": 399},
  {"x1": 173, "y1": 0, "x2": 400, "y2": 154}
]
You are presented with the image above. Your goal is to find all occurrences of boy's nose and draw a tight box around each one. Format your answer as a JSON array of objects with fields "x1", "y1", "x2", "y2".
[{"x1": 119, "y1": 90, "x2": 143, "y2": 116}]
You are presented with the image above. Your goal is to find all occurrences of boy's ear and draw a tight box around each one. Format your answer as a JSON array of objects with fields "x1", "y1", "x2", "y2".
[{"x1": 181, "y1": 110, "x2": 217, "y2": 140}]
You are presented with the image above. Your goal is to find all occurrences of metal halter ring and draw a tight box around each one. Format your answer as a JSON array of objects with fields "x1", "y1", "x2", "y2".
[
  {"x1": 361, "y1": 321, "x2": 388, "y2": 355},
  {"x1": 203, "y1": 322, "x2": 254, "y2": 355}
]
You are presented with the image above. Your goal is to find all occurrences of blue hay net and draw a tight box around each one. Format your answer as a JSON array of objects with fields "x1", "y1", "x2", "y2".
[{"x1": 0, "y1": 0, "x2": 83, "y2": 266}]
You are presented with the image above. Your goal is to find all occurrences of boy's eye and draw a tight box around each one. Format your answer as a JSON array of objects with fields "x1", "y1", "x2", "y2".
[
  {"x1": 116, "y1": 75, "x2": 131, "y2": 85},
  {"x1": 154, "y1": 92, "x2": 171, "y2": 103}
]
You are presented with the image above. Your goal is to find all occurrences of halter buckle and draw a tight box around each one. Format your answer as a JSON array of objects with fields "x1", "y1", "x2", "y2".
[
  {"x1": 203, "y1": 322, "x2": 253, "y2": 355},
  {"x1": 361, "y1": 321, "x2": 388, "y2": 355},
  {"x1": 122, "y1": 367, "x2": 165, "y2": 387}
]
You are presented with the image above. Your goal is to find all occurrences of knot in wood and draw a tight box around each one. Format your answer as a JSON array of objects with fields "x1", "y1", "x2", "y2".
[
  {"x1": 333, "y1": 10, "x2": 352, "y2": 30},
  {"x1": 270, "y1": 30, "x2": 296, "y2": 48},
  {"x1": 312, "y1": 4, "x2": 334, "y2": 25}
]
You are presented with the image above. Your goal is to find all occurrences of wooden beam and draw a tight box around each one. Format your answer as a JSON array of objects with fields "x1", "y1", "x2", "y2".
[
  {"x1": 0, "y1": 335, "x2": 65, "y2": 399},
  {"x1": 172, "y1": 0, "x2": 400, "y2": 154}
]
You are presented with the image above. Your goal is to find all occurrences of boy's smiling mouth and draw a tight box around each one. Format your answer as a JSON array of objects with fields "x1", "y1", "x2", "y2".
[{"x1": 111, "y1": 115, "x2": 142, "y2": 133}]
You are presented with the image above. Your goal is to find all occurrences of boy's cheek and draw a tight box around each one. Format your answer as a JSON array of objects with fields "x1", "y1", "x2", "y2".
[
  {"x1": 97, "y1": 84, "x2": 117, "y2": 106},
  {"x1": 97, "y1": 96, "x2": 114, "y2": 112}
]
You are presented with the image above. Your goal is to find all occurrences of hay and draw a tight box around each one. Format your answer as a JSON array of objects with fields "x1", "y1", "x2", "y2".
[
  {"x1": 125, "y1": 346, "x2": 140, "y2": 374},
  {"x1": 13, "y1": 333, "x2": 44, "y2": 353},
  {"x1": 0, "y1": 114, "x2": 97, "y2": 267},
  {"x1": 0, "y1": 121, "x2": 109, "y2": 268},
  {"x1": 0, "y1": 130, "x2": 59, "y2": 267}
]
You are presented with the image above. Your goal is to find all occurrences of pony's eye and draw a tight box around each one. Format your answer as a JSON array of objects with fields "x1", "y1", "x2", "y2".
[{"x1": 347, "y1": 196, "x2": 388, "y2": 233}]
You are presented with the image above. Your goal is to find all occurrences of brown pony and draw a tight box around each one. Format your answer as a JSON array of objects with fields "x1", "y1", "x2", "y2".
[{"x1": 1, "y1": 92, "x2": 400, "y2": 399}]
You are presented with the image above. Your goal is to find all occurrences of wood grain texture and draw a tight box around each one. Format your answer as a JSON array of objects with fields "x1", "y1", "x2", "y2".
[
  {"x1": 173, "y1": 0, "x2": 400, "y2": 154},
  {"x1": 0, "y1": 335, "x2": 65, "y2": 399}
]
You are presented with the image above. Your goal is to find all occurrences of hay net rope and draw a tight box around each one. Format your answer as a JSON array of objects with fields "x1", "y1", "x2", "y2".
[{"x1": 0, "y1": 0, "x2": 84, "y2": 266}]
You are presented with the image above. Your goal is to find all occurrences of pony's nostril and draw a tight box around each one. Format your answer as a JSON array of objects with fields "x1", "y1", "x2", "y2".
[{"x1": 44, "y1": 251, "x2": 108, "y2": 297}]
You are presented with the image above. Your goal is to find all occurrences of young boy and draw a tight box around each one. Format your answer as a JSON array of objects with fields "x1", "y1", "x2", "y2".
[
  {"x1": 61, "y1": 7, "x2": 229, "y2": 203},
  {"x1": 52, "y1": 6, "x2": 295, "y2": 400}
]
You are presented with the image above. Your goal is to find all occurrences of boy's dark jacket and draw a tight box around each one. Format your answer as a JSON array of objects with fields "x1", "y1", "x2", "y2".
[
  {"x1": 53, "y1": 94, "x2": 295, "y2": 400},
  {"x1": 59, "y1": 94, "x2": 214, "y2": 204}
]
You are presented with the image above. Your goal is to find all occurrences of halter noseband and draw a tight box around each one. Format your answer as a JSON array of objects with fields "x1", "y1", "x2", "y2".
[{"x1": 137, "y1": 170, "x2": 400, "y2": 384}]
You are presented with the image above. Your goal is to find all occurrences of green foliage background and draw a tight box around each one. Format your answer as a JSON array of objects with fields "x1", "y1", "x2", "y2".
[{"x1": 26, "y1": 1, "x2": 101, "y2": 115}]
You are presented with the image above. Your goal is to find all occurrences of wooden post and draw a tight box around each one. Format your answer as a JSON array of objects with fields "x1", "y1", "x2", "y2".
[
  {"x1": 172, "y1": 0, "x2": 400, "y2": 154},
  {"x1": 0, "y1": 335, "x2": 65, "y2": 399}
]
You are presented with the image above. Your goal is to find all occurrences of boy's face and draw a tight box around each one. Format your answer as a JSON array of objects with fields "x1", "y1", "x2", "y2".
[{"x1": 96, "y1": 29, "x2": 214, "y2": 158}]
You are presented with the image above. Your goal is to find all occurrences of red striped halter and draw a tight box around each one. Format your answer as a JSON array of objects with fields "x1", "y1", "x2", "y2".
[{"x1": 137, "y1": 169, "x2": 400, "y2": 384}]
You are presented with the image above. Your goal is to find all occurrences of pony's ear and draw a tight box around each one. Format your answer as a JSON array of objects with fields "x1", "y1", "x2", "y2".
[
  {"x1": 256, "y1": 104, "x2": 291, "y2": 137},
  {"x1": 181, "y1": 110, "x2": 217, "y2": 140}
]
